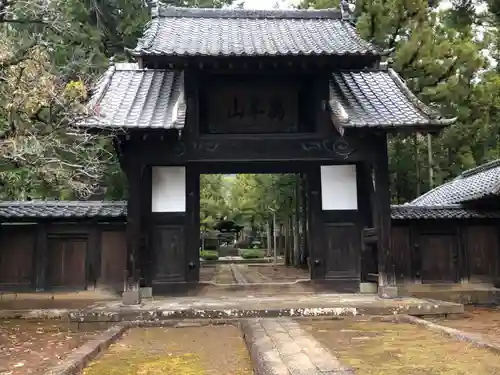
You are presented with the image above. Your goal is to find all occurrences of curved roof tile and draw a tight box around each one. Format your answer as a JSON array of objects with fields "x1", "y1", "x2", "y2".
[{"x1": 131, "y1": 6, "x2": 381, "y2": 57}]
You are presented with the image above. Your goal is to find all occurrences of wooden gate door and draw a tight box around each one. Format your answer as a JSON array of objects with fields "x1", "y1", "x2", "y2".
[
  {"x1": 47, "y1": 236, "x2": 87, "y2": 288},
  {"x1": 419, "y1": 233, "x2": 457, "y2": 283},
  {"x1": 306, "y1": 166, "x2": 361, "y2": 291},
  {"x1": 151, "y1": 225, "x2": 185, "y2": 283}
]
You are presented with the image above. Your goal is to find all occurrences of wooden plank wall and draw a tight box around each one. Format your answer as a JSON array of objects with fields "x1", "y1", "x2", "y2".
[
  {"x1": 392, "y1": 220, "x2": 500, "y2": 284},
  {"x1": 1, "y1": 218, "x2": 499, "y2": 289},
  {"x1": 0, "y1": 225, "x2": 36, "y2": 287},
  {"x1": 0, "y1": 222, "x2": 127, "y2": 291},
  {"x1": 99, "y1": 229, "x2": 127, "y2": 289}
]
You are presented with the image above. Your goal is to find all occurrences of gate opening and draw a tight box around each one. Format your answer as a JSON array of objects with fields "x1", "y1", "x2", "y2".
[{"x1": 198, "y1": 173, "x2": 311, "y2": 284}]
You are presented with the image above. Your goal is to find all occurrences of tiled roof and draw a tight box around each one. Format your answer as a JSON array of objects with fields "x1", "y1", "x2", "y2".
[
  {"x1": 81, "y1": 63, "x2": 185, "y2": 129},
  {"x1": 131, "y1": 6, "x2": 381, "y2": 57},
  {"x1": 329, "y1": 68, "x2": 455, "y2": 129},
  {"x1": 391, "y1": 205, "x2": 500, "y2": 220},
  {"x1": 410, "y1": 159, "x2": 500, "y2": 206},
  {"x1": 0, "y1": 201, "x2": 127, "y2": 220},
  {"x1": 81, "y1": 64, "x2": 453, "y2": 130}
]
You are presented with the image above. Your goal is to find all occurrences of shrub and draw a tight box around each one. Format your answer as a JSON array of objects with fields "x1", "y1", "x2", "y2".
[
  {"x1": 239, "y1": 249, "x2": 266, "y2": 259},
  {"x1": 234, "y1": 239, "x2": 251, "y2": 249},
  {"x1": 200, "y1": 250, "x2": 219, "y2": 261},
  {"x1": 250, "y1": 240, "x2": 263, "y2": 249}
]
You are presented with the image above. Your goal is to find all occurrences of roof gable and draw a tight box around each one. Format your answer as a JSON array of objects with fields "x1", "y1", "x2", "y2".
[
  {"x1": 131, "y1": 5, "x2": 381, "y2": 58},
  {"x1": 329, "y1": 68, "x2": 454, "y2": 130},
  {"x1": 80, "y1": 64, "x2": 455, "y2": 130},
  {"x1": 410, "y1": 159, "x2": 500, "y2": 206},
  {"x1": 82, "y1": 62, "x2": 185, "y2": 130}
]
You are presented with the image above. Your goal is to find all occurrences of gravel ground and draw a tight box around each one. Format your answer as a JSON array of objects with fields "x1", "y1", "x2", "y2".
[{"x1": 0, "y1": 320, "x2": 104, "y2": 375}]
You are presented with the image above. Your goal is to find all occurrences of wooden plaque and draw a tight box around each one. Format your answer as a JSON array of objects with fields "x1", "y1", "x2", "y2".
[{"x1": 204, "y1": 80, "x2": 299, "y2": 134}]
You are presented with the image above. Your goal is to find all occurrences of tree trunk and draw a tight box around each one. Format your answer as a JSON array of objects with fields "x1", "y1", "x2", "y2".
[
  {"x1": 284, "y1": 217, "x2": 292, "y2": 266},
  {"x1": 427, "y1": 133, "x2": 434, "y2": 189},
  {"x1": 284, "y1": 216, "x2": 290, "y2": 266},
  {"x1": 278, "y1": 223, "x2": 284, "y2": 257},
  {"x1": 293, "y1": 213, "x2": 299, "y2": 267},
  {"x1": 266, "y1": 220, "x2": 272, "y2": 257},
  {"x1": 294, "y1": 175, "x2": 300, "y2": 267}
]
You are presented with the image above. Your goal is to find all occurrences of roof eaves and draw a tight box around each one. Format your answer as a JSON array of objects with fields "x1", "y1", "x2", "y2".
[
  {"x1": 387, "y1": 68, "x2": 457, "y2": 126},
  {"x1": 129, "y1": 49, "x2": 382, "y2": 58}
]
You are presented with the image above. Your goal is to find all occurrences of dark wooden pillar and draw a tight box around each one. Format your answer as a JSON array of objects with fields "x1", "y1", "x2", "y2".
[
  {"x1": 306, "y1": 166, "x2": 325, "y2": 280},
  {"x1": 299, "y1": 172, "x2": 309, "y2": 266},
  {"x1": 185, "y1": 164, "x2": 200, "y2": 282},
  {"x1": 141, "y1": 166, "x2": 153, "y2": 287},
  {"x1": 87, "y1": 223, "x2": 101, "y2": 290},
  {"x1": 34, "y1": 223, "x2": 47, "y2": 290},
  {"x1": 358, "y1": 162, "x2": 376, "y2": 283},
  {"x1": 126, "y1": 160, "x2": 143, "y2": 285},
  {"x1": 373, "y1": 134, "x2": 398, "y2": 297}
]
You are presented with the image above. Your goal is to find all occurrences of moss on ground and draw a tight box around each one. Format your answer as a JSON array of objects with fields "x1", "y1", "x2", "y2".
[
  {"x1": 301, "y1": 320, "x2": 500, "y2": 375},
  {"x1": 83, "y1": 352, "x2": 205, "y2": 375},
  {"x1": 82, "y1": 326, "x2": 252, "y2": 375}
]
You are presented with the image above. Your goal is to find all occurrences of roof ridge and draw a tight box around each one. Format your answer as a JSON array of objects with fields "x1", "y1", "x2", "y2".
[
  {"x1": 156, "y1": 5, "x2": 343, "y2": 20},
  {"x1": 89, "y1": 61, "x2": 116, "y2": 111},
  {"x1": 114, "y1": 62, "x2": 140, "y2": 71},
  {"x1": 459, "y1": 158, "x2": 500, "y2": 178},
  {"x1": 408, "y1": 178, "x2": 457, "y2": 205}
]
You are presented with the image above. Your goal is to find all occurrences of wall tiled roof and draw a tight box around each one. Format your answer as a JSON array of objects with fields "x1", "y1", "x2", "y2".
[
  {"x1": 0, "y1": 201, "x2": 127, "y2": 220},
  {"x1": 131, "y1": 6, "x2": 381, "y2": 57},
  {"x1": 82, "y1": 63, "x2": 185, "y2": 129},
  {"x1": 410, "y1": 159, "x2": 500, "y2": 206},
  {"x1": 329, "y1": 69, "x2": 454, "y2": 129},
  {"x1": 1, "y1": 201, "x2": 497, "y2": 222},
  {"x1": 391, "y1": 204, "x2": 500, "y2": 220}
]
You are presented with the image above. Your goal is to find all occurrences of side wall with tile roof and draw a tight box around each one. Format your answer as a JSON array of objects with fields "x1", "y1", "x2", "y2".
[
  {"x1": 0, "y1": 221, "x2": 126, "y2": 291},
  {"x1": 391, "y1": 218, "x2": 500, "y2": 287}
]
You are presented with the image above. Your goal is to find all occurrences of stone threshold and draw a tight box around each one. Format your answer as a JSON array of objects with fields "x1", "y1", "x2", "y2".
[{"x1": 0, "y1": 294, "x2": 464, "y2": 321}]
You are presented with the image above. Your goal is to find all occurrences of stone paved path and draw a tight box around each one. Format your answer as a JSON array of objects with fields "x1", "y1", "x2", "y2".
[{"x1": 242, "y1": 318, "x2": 355, "y2": 375}]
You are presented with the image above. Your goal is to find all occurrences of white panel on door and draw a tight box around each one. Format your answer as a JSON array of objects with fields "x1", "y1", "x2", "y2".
[
  {"x1": 151, "y1": 166, "x2": 186, "y2": 212},
  {"x1": 320, "y1": 165, "x2": 358, "y2": 210}
]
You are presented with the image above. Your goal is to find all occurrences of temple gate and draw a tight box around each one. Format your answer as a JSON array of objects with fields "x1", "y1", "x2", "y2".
[{"x1": 81, "y1": 4, "x2": 454, "y2": 296}]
